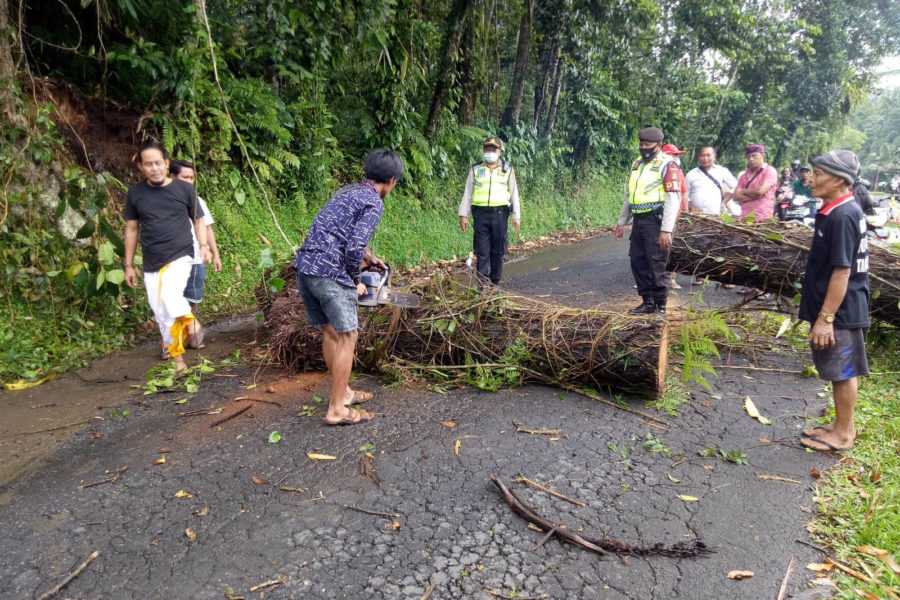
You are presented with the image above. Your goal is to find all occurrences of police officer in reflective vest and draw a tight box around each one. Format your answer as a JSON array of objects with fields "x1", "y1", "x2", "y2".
[
  {"x1": 613, "y1": 127, "x2": 683, "y2": 314},
  {"x1": 458, "y1": 136, "x2": 521, "y2": 284}
]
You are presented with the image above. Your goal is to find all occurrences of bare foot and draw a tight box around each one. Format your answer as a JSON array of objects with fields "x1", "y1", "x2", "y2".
[
  {"x1": 802, "y1": 424, "x2": 833, "y2": 437},
  {"x1": 173, "y1": 357, "x2": 189, "y2": 377},
  {"x1": 344, "y1": 389, "x2": 374, "y2": 407},
  {"x1": 801, "y1": 428, "x2": 854, "y2": 453}
]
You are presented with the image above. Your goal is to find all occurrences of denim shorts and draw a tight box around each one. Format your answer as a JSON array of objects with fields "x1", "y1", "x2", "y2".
[
  {"x1": 811, "y1": 328, "x2": 869, "y2": 382},
  {"x1": 183, "y1": 264, "x2": 207, "y2": 303},
  {"x1": 297, "y1": 274, "x2": 359, "y2": 332}
]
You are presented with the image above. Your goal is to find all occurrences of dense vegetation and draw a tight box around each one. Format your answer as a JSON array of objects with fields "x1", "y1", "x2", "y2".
[{"x1": 1, "y1": 0, "x2": 900, "y2": 383}]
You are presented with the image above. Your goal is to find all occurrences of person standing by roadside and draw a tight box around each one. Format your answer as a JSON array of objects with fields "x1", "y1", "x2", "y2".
[
  {"x1": 798, "y1": 150, "x2": 869, "y2": 453},
  {"x1": 733, "y1": 144, "x2": 779, "y2": 221},
  {"x1": 613, "y1": 127, "x2": 683, "y2": 314},
  {"x1": 458, "y1": 136, "x2": 521, "y2": 285},
  {"x1": 661, "y1": 143, "x2": 688, "y2": 289},
  {"x1": 792, "y1": 165, "x2": 814, "y2": 198},
  {"x1": 685, "y1": 146, "x2": 738, "y2": 215},
  {"x1": 170, "y1": 160, "x2": 223, "y2": 349},
  {"x1": 124, "y1": 141, "x2": 210, "y2": 374},
  {"x1": 295, "y1": 149, "x2": 403, "y2": 426}
]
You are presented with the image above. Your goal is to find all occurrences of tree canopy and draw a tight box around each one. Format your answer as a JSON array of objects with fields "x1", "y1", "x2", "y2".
[{"x1": 4, "y1": 0, "x2": 899, "y2": 181}]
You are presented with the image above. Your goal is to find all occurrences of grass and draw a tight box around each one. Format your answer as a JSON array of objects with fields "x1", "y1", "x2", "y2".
[{"x1": 809, "y1": 331, "x2": 900, "y2": 598}]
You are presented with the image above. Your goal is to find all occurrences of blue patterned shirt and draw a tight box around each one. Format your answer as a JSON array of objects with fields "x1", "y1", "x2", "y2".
[{"x1": 295, "y1": 181, "x2": 384, "y2": 288}]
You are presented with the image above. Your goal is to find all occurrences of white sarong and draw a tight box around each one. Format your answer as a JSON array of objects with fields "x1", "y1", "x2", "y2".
[{"x1": 144, "y1": 255, "x2": 195, "y2": 358}]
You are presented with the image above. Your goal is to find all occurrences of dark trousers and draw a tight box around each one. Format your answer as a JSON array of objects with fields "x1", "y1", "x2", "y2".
[
  {"x1": 629, "y1": 212, "x2": 670, "y2": 305},
  {"x1": 472, "y1": 205, "x2": 509, "y2": 284}
]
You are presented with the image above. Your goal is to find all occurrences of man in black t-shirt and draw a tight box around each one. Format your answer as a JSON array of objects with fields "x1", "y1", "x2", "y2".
[
  {"x1": 798, "y1": 150, "x2": 869, "y2": 453},
  {"x1": 124, "y1": 141, "x2": 210, "y2": 373}
]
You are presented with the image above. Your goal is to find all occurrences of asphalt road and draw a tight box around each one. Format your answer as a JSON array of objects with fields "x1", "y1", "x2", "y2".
[{"x1": 0, "y1": 232, "x2": 837, "y2": 599}]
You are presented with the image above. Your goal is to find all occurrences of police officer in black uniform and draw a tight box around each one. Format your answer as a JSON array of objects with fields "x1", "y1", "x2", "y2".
[{"x1": 458, "y1": 137, "x2": 522, "y2": 284}]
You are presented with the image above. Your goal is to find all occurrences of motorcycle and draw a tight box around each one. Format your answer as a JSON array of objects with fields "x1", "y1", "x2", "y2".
[
  {"x1": 865, "y1": 197, "x2": 900, "y2": 244},
  {"x1": 778, "y1": 193, "x2": 818, "y2": 228}
]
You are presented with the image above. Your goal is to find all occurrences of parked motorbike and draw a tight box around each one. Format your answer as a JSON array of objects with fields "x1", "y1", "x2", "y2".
[{"x1": 777, "y1": 193, "x2": 818, "y2": 227}]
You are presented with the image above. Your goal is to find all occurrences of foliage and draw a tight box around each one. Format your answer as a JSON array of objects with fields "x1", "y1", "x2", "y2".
[
  {"x1": 811, "y1": 333, "x2": 900, "y2": 598},
  {"x1": 673, "y1": 309, "x2": 737, "y2": 390}
]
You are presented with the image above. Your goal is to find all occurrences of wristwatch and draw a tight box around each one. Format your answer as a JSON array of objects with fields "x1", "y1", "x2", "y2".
[{"x1": 819, "y1": 311, "x2": 836, "y2": 324}]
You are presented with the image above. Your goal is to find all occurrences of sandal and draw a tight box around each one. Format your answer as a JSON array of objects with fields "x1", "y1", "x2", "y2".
[
  {"x1": 345, "y1": 390, "x2": 374, "y2": 406},
  {"x1": 323, "y1": 408, "x2": 375, "y2": 426},
  {"x1": 800, "y1": 434, "x2": 852, "y2": 453}
]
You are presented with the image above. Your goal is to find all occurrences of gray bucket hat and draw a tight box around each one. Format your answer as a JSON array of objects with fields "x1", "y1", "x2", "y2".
[{"x1": 811, "y1": 150, "x2": 860, "y2": 185}]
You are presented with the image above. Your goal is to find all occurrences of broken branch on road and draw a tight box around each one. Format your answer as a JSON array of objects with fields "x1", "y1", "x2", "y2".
[
  {"x1": 209, "y1": 404, "x2": 252, "y2": 428},
  {"x1": 233, "y1": 396, "x2": 283, "y2": 408},
  {"x1": 513, "y1": 421, "x2": 565, "y2": 438},
  {"x1": 340, "y1": 504, "x2": 401, "y2": 520},
  {"x1": 514, "y1": 475, "x2": 586, "y2": 508},
  {"x1": 80, "y1": 466, "x2": 128, "y2": 489},
  {"x1": 491, "y1": 475, "x2": 711, "y2": 558},
  {"x1": 37, "y1": 550, "x2": 99, "y2": 600}
]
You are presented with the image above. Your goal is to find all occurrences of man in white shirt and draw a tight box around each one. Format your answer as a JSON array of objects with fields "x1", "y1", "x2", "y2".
[
  {"x1": 685, "y1": 146, "x2": 737, "y2": 215},
  {"x1": 171, "y1": 160, "x2": 223, "y2": 350}
]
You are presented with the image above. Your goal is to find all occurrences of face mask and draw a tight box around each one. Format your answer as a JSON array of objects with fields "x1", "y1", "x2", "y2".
[
  {"x1": 639, "y1": 147, "x2": 657, "y2": 161},
  {"x1": 483, "y1": 151, "x2": 499, "y2": 164}
]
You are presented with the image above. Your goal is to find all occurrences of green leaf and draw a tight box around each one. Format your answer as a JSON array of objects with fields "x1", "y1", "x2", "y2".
[
  {"x1": 258, "y1": 248, "x2": 274, "y2": 270},
  {"x1": 105, "y1": 269, "x2": 125, "y2": 285},
  {"x1": 98, "y1": 241, "x2": 116, "y2": 266},
  {"x1": 65, "y1": 262, "x2": 84, "y2": 280},
  {"x1": 234, "y1": 190, "x2": 246, "y2": 206},
  {"x1": 268, "y1": 431, "x2": 282, "y2": 444},
  {"x1": 269, "y1": 277, "x2": 285, "y2": 293},
  {"x1": 75, "y1": 219, "x2": 96, "y2": 239},
  {"x1": 95, "y1": 268, "x2": 107, "y2": 290},
  {"x1": 99, "y1": 216, "x2": 125, "y2": 256}
]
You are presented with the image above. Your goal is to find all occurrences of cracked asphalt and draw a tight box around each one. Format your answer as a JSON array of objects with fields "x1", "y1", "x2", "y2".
[{"x1": 1, "y1": 233, "x2": 838, "y2": 599}]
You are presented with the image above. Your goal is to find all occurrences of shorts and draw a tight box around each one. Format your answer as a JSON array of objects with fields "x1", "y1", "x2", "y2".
[
  {"x1": 183, "y1": 264, "x2": 207, "y2": 304},
  {"x1": 297, "y1": 273, "x2": 359, "y2": 333},
  {"x1": 811, "y1": 328, "x2": 869, "y2": 382}
]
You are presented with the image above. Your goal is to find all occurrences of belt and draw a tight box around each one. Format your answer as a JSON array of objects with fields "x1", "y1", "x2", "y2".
[{"x1": 472, "y1": 205, "x2": 509, "y2": 211}]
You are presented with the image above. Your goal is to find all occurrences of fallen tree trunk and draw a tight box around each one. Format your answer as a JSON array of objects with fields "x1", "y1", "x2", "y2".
[
  {"x1": 669, "y1": 214, "x2": 900, "y2": 327},
  {"x1": 260, "y1": 265, "x2": 669, "y2": 398}
]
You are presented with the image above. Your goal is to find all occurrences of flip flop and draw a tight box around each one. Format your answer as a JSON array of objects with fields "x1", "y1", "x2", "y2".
[
  {"x1": 800, "y1": 434, "x2": 852, "y2": 453},
  {"x1": 323, "y1": 408, "x2": 375, "y2": 427},
  {"x1": 345, "y1": 390, "x2": 374, "y2": 406}
]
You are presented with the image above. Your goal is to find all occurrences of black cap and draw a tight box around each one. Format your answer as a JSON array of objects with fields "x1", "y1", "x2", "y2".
[{"x1": 638, "y1": 127, "x2": 664, "y2": 143}]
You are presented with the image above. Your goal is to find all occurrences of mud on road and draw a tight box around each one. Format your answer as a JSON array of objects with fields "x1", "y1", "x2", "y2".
[{"x1": 1, "y1": 233, "x2": 838, "y2": 599}]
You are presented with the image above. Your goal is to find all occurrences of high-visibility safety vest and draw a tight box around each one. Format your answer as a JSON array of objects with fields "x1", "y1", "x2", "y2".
[
  {"x1": 628, "y1": 155, "x2": 675, "y2": 214},
  {"x1": 471, "y1": 162, "x2": 513, "y2": 208}
]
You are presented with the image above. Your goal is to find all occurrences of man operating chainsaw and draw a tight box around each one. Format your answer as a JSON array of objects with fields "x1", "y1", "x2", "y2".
[{"x1": 295, "y1": 149, "x2": 403, "y2": 426}]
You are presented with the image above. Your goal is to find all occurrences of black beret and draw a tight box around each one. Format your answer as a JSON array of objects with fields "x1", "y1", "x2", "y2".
[{"x1": 638, "y1": 127, "x2": 664, "y2": 143}]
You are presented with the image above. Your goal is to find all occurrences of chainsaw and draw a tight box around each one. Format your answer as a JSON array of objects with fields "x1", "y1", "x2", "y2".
[{"x1": 357, "y1": 265, "x2": 420, "y2": 308}]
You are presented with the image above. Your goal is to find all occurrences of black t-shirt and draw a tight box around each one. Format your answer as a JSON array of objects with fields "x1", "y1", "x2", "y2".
[
  {"x1": 799, "y1": 195, "x2": 870, "y2": 328},
  {"x1": 124, "y1": 180, "x2": 203, "y2": 272}
]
